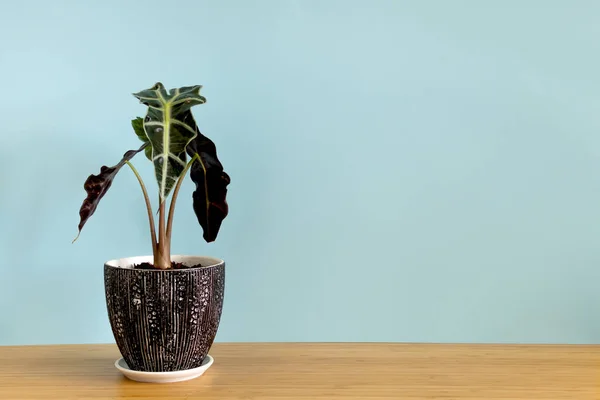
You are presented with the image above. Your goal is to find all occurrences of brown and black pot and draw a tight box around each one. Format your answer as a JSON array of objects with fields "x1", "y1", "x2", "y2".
[{"x1": 104, "y1": 255, "x2": 225, "y2": 376}]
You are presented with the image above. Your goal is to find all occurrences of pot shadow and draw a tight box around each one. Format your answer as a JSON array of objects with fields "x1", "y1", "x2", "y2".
[
  {"x1": 16, "y1": 345, "x2": 219, "y2": 398},
  {"x1": 22, "y1": 346, "x2": 123, "y2": 386},
  {"x1": 32, "y1": 349, "x2": 217, "y2": 394}
]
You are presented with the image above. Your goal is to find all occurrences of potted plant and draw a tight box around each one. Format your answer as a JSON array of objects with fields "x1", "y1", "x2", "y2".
[{"x1": 74, "y1": 82, "x2": 230, "y2": 382}]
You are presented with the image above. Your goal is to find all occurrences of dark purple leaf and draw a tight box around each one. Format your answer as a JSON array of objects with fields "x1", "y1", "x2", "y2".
[
  {"x1": 183, "y1": 112, "x2": 230, "y2": 242},
  {"x1": 74, "y1": 144, "x2": 148, "y2": 241}
]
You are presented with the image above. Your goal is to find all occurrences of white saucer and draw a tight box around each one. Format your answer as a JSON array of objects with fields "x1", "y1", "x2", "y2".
[{"x1": 115, "y1": 355, "x2": 214, "y2": 383}]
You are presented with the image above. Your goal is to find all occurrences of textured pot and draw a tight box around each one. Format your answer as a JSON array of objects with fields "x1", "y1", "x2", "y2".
[{"x1": 104, "y1": 255, "x2": 225, "y2": 372}]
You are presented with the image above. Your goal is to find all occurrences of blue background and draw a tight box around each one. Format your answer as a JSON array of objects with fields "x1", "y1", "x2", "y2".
[{"x1": 2, "y1": 0, "x2": 600, "y2": 345}]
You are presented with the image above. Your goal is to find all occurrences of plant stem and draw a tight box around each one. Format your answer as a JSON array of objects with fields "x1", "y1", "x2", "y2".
[
  {"x1": 166, "y1": 154, "x2": 199, "y2": 245},
  {"x1": 125, "y1": 161, "x2": 157, "y2": 256},
  {"x1": 154, "y1": 197, "x2": 171, "y2": 269}
]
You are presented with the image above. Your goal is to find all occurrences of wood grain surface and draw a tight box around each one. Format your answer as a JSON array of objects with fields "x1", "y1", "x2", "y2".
[{"x1": 0, "y1": 343, "x2": 598, "y2": 399}]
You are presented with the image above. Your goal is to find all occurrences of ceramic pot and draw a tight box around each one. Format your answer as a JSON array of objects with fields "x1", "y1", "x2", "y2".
[{"x1": 104, "y1": 255, "x2": 225, "y2": 372}]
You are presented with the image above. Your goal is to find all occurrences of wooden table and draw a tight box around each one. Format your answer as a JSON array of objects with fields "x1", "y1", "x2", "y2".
[{"x1": 0, "y1": 343, "x2": 597, "y2": 399}]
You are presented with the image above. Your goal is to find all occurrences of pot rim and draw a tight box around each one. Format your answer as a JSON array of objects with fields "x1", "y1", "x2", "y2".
[{"x1": 104, "y1": 255, "x2": 224, "y2": 271}]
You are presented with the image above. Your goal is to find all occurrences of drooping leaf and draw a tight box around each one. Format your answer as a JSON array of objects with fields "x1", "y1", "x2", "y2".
[
  {"x1": 131, "y1": 117, "x2": 152, "y2": 160},
  {"x1": 183, "y1": 111, "x2": 231, "y2": 242},
  {"x1": 74, "y1": 144, "x2": 148, "y2": 241},
  {"x1": 132, "y1": 82, "x2": 206, "y2": 202}
]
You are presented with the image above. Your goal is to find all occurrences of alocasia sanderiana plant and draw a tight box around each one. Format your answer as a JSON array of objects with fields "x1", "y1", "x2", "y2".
[{"x1": 74, "y1": 83, "x2": 230, "y2": 270}]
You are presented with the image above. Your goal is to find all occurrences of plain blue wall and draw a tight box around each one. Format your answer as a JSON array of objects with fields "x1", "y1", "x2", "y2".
[{"x1": 2, "y1": 0, "x2": 600, "y2": 345}]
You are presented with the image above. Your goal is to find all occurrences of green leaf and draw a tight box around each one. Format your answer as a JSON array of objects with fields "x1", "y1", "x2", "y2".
[
  {"x1": 132, "y1": 82, "x2": 206, "y2": 202},
  {"x1": 183, "y1": 111, "x2": 231, "y2": 242},
  {"x1": 131, "y1": 117, "x2": 152, "y2": 160},
  {"x1": 74, "y1": 144, "x2": 148, "y2": 242}
]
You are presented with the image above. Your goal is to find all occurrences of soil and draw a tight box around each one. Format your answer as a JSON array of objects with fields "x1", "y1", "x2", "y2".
[{"x1": 132, "y1": 262, "x2": 202, "y2": 270}]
